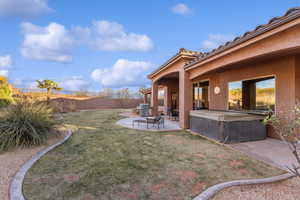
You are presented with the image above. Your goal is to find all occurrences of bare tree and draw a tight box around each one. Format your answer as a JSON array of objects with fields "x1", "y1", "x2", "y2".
[{"x1": 264, "y1": 106, "x2": 300, "y2": 177}]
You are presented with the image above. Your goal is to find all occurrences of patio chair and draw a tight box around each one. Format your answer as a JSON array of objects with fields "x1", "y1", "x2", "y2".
[
  {"x1": 169, "y1": 109, "x2": 179, "y2": 121},
  {"x1": 146, "y1": 116, "x2": 164, "y2": 129}
]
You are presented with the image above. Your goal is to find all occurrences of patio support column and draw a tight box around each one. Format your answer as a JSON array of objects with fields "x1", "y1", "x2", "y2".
[
  {"x1": 164, "y1": 86, "x2": 169, "y2": 114},
  {"x1": 143, "y1": 93, "x2": 148, "y2": 104},
  {"x1": 179, "y1": 70, "x2": 192, "y2": 128},
  {"x1": 151, "y1": 81, "x2": 158, "y2": 116}
]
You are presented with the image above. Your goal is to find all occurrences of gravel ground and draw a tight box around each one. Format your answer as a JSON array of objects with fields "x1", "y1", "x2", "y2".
[
  {"x1": 0, "y1": 133, "x2": 65, "y2": 200},
  {"x1": 212, "y1": 177, "x2": 300, "y2": 200}
]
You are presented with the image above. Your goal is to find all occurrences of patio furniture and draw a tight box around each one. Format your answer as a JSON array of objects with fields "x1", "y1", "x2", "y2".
[
  {"x1": 146, "y1": 116, "x2": 165, "y2": 129},
  {"x1": 132, "y1": 116, "x2": 165, "y2": 129},
  {"x1": 168, "y1": 109, "x2": 179, "y2": 121},
  {"x1": 132, "y1": 119, "x2": 147, "y2": 127}
]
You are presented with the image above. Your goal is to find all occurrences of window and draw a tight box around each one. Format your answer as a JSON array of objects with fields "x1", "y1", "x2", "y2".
[
  {"x1": 256, "y1": 78, "x2": 275, "y2": 111},
  {"x1": 171, "y1": 92, "x2": 178, "y2": 109},
  {"x1": 228, "y1": 81, "x2": 242, "y2": 110},
  {"x1": 193, "y1": 81, "x2": 209, "y2": 110},
  {"x1": 147, "y1": 94, "x2": 151, "y2": 104},
  {"x1": 228, "y1": 77, "x2": 275, "y2": 112},
  {"x1": 158, "y1": 89, "x2": 165, "y2": 106}
]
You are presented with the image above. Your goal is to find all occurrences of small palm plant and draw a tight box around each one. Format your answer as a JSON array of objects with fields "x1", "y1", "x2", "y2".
[{"x1": 36, "y1": 80, "x2": 62, "y2": 102}]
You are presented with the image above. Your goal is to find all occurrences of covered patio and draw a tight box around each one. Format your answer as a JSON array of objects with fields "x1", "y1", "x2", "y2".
[{"x1": 148, "y1": 48, "x2": 201, "y2": 129}]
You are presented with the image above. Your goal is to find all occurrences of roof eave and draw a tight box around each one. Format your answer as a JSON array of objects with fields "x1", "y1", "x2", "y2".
[
  {"x1": 184, "y1": 7, "x2": 300, "y2": 70},
  {"x1": 148, "y1": 54, "x2": 197, "y2": 79}
]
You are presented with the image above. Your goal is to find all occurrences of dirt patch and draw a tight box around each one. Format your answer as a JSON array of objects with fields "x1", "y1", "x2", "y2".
[
  {"x1": 229, "y1": 160, "x2": 244, "y2": 168},
  {"x1": 191, "y1": 181, "x2": 207, "y2": 196},
  {"x1": 0, "y1": 132, "x2": 66, "y2": 200},
  {"x1": 82, "y1": 193, "x2": 95, "y2": 200},
  {"x1": 237, "y1": 169, "x2": 250, "y2": 175},
  {"x1": 216, "y1": 154, "x2": 227, "y2": 159},
  {"x1": 212, "y1": 177, "x2": 300, "y2": 200},
  {"x1": 194, "y1": 153, "x2": 206, "y2": 158},
  {"x1": 175, "y1": 170, "x2": 198, "y2": 183},
  {"x1": 119, "y1": 192, "x2": 138, "y2": 200},
  {"x1": 177, "y1": 153, "x2": 190, "y2": 159},
  {"x1": 63, "y1": 174, "x2": 80, "y2": 183},
  {"x1": 150, "y1": 181, "x2": 169, "y2": 193}
]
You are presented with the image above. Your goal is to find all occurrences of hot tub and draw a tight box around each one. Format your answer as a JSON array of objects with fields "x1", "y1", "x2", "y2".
[{"x1": 190, "y1": 110, "x2": 266, "y2": 143}]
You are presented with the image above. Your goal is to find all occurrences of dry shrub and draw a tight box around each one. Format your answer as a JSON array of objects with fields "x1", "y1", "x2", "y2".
[{"x1": 264, "y1": 105, "x2": 300, "y2": 177}]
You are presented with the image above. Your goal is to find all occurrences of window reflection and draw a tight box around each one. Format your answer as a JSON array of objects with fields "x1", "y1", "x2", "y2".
[
  {"x1": 158, "y1": 89, "x2": 164, "y2": 106},
  {"x1": 256, "y1": 78, "x2": 275, "y2": 111},
  {"x1": 228, "y1": 77, "x2": 275, "y2": 112},
  {"x1": 228, "y1": 81, "x2": 242, "y2": 110}
]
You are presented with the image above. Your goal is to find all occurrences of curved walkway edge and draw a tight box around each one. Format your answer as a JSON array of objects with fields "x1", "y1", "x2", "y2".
[
  {"x1": 193, "y1": 172, "x2": 294, "y2": 200},
  {"x1": 10, "y1": 129, "x2": 73, "y2": 200}
]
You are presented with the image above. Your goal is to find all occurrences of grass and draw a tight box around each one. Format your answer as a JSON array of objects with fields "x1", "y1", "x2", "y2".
[{"x1": 23, "y1": 110, "x2": 283, "y2": 200}]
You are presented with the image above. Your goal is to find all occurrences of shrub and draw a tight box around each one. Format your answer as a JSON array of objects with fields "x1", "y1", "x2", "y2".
[
  {"x1": 0, "y1": 76, "x2": 14, "y2": 108},
  {"x1": 0, "y1": 97, "x2": 58, "y2": 151}
]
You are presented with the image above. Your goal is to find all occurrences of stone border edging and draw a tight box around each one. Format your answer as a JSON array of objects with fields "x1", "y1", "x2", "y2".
[
  {"x1": 193, "y1": 172, "x2": 294, "y2": 200},
  {"x1": 10, "y1": 129, "x2": 72, "y2": 200}
]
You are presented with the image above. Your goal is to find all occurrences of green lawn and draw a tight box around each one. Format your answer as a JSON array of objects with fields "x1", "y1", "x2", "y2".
[{"x1": 23, "y1": 110, "x2": 283, "y2": 200}]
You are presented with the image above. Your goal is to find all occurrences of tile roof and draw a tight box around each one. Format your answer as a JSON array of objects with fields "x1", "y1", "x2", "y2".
[
  {"x1": 148, "y1": 48, "x2": 202, "y2": 78},
  {"x1": 185, "y1": 7, "x2": 300, "y2": 69}
]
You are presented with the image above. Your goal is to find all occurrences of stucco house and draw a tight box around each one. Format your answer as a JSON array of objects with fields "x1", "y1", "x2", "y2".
[{"x1": 147, "y1": 7, "x2": 300, "y2": 142}]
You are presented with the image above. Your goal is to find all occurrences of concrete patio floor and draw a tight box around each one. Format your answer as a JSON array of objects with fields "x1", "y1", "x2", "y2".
[
  {"x1": 116, "y1": 116, "x2": 181, "y2": 132},
  {"x1": 230, "y1": 138, "x2": 299, "y2": 171}
]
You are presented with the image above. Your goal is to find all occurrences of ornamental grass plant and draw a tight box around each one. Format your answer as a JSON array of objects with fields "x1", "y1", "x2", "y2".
[{"x1": 0, "y1": 96, "x2": 58, "y2": 152}]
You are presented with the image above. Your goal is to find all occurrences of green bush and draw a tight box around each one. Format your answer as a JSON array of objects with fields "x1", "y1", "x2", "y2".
[
  {"x1": 0, "y1": 97, "x2": 58, "y2": 151},
  {"x1": 0, "y1": 98, "x2": 12, "y2": 107},
  {"x1": 0, "y1": 76, "x2": 14, "y2": 108}
]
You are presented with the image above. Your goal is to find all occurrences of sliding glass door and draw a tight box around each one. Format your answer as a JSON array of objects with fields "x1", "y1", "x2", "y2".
[{"x1": 193, "y1": 81, "x2": 209, "y2": 110}]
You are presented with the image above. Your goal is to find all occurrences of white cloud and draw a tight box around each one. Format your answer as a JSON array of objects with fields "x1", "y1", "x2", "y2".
[
  {"x1": 0, "y1": 55, "x2": 12, "y2": 77},
  {"x1": 27, "y1": 81, "x2": 38, "y2": 89},
  {"x1": 172, "y1": 3, "x2": 192, "y2": 16},
  {"x1": 0, "y1": 55, "x2": 12, "y2": 68},
  {"x1": 0, "y1": 70, "x2": 9, "y2": 76},
  {"x1": 201, "y1": 34, "x2": 235, "y2": 51},
  {"x1": 0, "y1": 0, "x2": 52, "y2": 18},
  {"x1": 20, "y1": 22, "x2": 74, "y2": 63},
  {"x1": 61, "y1": 77, "x2": 90, "y2": 91},
  {"x1": 74, "y1": 20, "x2": 153, "y2": 52},
  {"x1": 91, "y1": 59, "x2": 152, "y2": 88},
  {"x1": 12, "y1": 79, "x2": 37, "y2": 89}
]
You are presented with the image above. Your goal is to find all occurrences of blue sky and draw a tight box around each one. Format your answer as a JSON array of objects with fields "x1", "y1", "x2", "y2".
[{"x1": 0, "y1": 0, "x2": 299, "y2": 92}]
